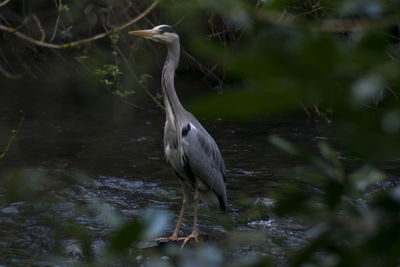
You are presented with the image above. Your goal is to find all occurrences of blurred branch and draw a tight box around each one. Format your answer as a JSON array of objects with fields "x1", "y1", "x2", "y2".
[
  {"x1": 131, "y1": 3, "x2": 157, "y2": 28},
  {"x1": 100, "y1": 29, "x2": 147, "y2": 110},
  {"x1": 315, "y1": 15, "x2": 400, "y2": 32},
  {"x1": 32, "y1": 15, "x2": 45, "y2": 42},
  {"x1": 107, "y1": 33, "x2": 163, "y2": 110},
  {"x1": 0, "y1": 112, "x2": 24, "y2": 160},
  {"x1": 0, "y1": 0, "x2": 159, "y2": 48},
  {"x1": 292, "y1": 6, "x2": 324, "y2": 18},
  {"x1": 182, "y1": 49, "x2": 225, "y2": 85},
  {"x1": 0, "y1": 63, "x2": 21, "y2": 79},
  {"x1": 299, "y1": 100, "x2": 312, "y2": 119},
  {"x1": 388, "y1": 87, "x2": 399, "y2": 99},
  {"x1": 256, "y1": 10, "x2": 400, "y2": 32},
  {"x1": 49, "y1": 0, "x2": 62, "y2": 42},
  {"x1": 0, "y1": 0, "x2": 10, "y2": 8}
]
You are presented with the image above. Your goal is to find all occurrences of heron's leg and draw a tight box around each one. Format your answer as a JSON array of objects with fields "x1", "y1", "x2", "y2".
[
  {"x1": 191, "y1": 187, "x2": 199, "y2": 235},
  {"x1": 170, "y1": 182, "x2": 189, "y2": 239},
  {"x1": 180, "y1": 187, "x2": 199, "y2": 248},
  {"x1": 156, "y1": 182, "x2": 189, "y2": 241}
]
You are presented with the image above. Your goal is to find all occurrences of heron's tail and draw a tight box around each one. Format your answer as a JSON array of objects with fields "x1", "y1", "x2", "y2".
[{"x1": 199, "y1": 190, "x2": 227, "y2": 211}]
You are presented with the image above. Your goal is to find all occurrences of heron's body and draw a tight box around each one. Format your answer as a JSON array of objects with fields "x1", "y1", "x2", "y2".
[
  {"x1": 129, "y1": 25, "x2": 227, "y2": 247},
  {"x1": 164, "y1": 115, "x2": 227, "y2": 209}
]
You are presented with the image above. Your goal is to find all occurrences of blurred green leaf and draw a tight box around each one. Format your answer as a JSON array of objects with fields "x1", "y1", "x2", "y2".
[
  {"x1": 350, "y1": 165, "x2": 386, "y2": 192},
  {"x1": 140, "y1": 209, "x2": 171, "y2": 240},
  {"x1": 108, "y1": 220, "x2": 143, "y2": 252},
  {"x1": 268, "y1": 135, "x2": 299, "y2": 155},
  {"x1": 351, "y1": 74, "x2": 385, "y2": 106}
]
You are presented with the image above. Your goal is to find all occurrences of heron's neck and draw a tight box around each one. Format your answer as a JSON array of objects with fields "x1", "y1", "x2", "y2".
[{"x1": 162, "y1": 41, "x2": 184, "y2": 122}]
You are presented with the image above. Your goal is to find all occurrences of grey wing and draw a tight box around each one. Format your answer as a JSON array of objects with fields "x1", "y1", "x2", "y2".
[{"x1": 181, "y1": 122, "x2": 227, "y2": 210}]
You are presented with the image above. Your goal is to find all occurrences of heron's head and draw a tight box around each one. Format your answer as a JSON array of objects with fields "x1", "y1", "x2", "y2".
[{"x1": 129, "y1": 25, "x2": 179, "y2": 45}]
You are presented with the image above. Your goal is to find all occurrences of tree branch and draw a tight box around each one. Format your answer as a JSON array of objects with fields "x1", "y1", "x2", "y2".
[
  {"x1": 0, "y1": 0, "x2": 10, "y2": 8},
  {"x1": 255, "y1": 9, "x2": 400, "y2": 33},
  {"x1": 33, "y1": 15, "x2": 46, "y2": 42},
  {"x1": 0, "y1": 0, "x2": 159, "y2": 48},
  {"x1": 49, "y1": 0, "x2": 62, "y2": 42},
  {"x1": 0, "y1": 63, "x2": 21, "y2": 79},
  {"x1": 0, "y1": 112, "x2": 24, "y2": 160}
]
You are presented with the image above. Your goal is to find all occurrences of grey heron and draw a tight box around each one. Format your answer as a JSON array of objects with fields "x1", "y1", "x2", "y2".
[{"x1": 129, "y1": 25, "x2": 227, "y2": 248}]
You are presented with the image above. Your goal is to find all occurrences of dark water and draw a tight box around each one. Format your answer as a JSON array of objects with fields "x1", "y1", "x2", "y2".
[{"x1": 0, "y1": 103, "x2": 332, "y2": 265}]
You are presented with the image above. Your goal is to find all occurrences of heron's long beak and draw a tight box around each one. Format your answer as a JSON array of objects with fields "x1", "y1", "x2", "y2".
[{"x1": 128, "y1": 29, "x2": 157, "y2": 38}]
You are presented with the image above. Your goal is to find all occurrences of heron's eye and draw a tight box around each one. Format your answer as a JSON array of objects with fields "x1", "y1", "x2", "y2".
[{"x1": 157, "y1": 25, "x2": 175, "y2": 34}]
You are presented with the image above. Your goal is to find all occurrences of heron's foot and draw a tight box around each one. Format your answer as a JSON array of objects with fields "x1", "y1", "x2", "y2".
[
  {"x1": 178, "y1": 232, "x2": 198, "y2": 249},
  {"x1": 155, "y1": 233, "x2": 179, "y2": 242}
]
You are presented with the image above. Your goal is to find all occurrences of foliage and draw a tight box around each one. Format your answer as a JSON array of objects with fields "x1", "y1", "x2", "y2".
[
  {"x1": 176, "y1": 0, "x2": 400, "y2": 158},
  {"x1": 173, "y1": 0, "x2": 400, "y2": 264},
  {"x1": 270, "y1": 136, "x2": 399, "y2": 266},
  {"x1": 95, "y1": 64, "x2": 123, "y2": 87}
]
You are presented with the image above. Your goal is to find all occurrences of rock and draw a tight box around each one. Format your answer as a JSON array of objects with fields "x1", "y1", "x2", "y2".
[
  {"x1": 161, "y1": 256, "x2": 170, "y2": 261},
  {"x1": 136, "y1": 255, "x2": 143, "y2": 261},
  {"x1": 1, "y1": 207, "x2": 19, "y2": 215},
  {"x1": 254, "y1": 197, "x2": 276, "y2": 208},
  {"x1": 136, "y1": 239, "x2": 160, "y2": 249},
  {"x1": 65, "y1": 240, "x2": 83, "y2": 259}
]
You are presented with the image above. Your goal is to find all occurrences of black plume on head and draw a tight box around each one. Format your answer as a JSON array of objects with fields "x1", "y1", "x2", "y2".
[{"x1": 159, "y1": 25, "x2": 175, "y2": 33}]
